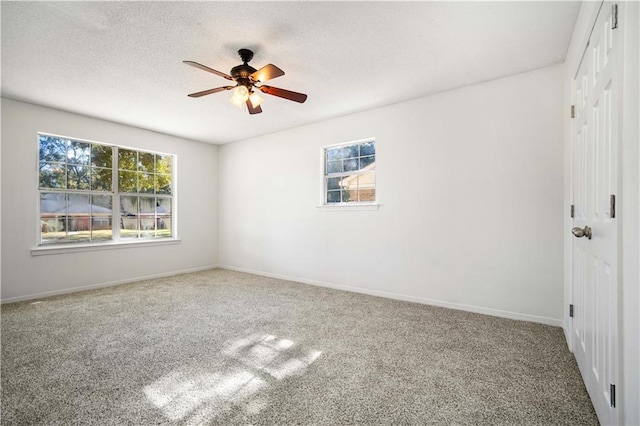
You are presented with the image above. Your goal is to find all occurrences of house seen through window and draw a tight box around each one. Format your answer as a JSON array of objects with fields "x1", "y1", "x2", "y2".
[
  {"x1": 38, "y1": 134, "x2": 174, "y2": 245},
  {"x1": 323, "y1": 139, "x2": 375, "y2": 204}
]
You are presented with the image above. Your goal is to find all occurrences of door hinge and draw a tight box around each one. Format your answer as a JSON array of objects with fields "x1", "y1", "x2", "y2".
[
  {"x1": 570, "y1": 204, "x2": 575, "y2": 218},
  {"x1": 610, "y1": 194, "x2": 616, "y2": 218},
  {"x1": 569, "y1": 304, "x2": 574, "y2": 318},
  {"x1": 570, "y1": 105, "x2": 575, "y2": 118},
  {"x1": 610, "y1": 383, "x2": 616, "y2": 407},
  {"x1": 612, "y1": 4, "x2": 618, "y2": 30}
]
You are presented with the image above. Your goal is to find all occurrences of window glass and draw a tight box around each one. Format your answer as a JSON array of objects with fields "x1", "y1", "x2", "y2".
[
  {"x1": 323, "y1": 139, "x2": 376, "y2": 205},
  {"x1": 38, "y1": 134, "x2": 174, "y2": 245}
]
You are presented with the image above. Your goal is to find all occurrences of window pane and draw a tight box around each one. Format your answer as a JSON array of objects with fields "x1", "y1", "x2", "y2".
[
  {"x1": 39, "y1": 135, "x2": 67, "y2": 163},
  {"x1": 92, "y1": 194, "x2": 113, "y2": 211},
  {"x1": 41, "y1": 192, "x2": 66, "y2": 214},
  {"x1": 155, "y1": 174, "x2": 172, "y2": 195},
  {"x1": 120, "y1": 196, "x2": 139, "y2": 239},
  {"x1": 155, "y1": 199, "x2": 172, "y2": 238},
  {"x1": 157, "y1": 197, "x2": 172, "y2": 215},
  {"x1": 118, "y1": 149, "x2": 137, "y2": 171},
  {"x1": 67, "y1": 216, "x2": 91, "y2": 242},
  {"x1": 41, "y1": 217, "x2": 66, "y2": 244},
  {"x1": 91, "y1": 167, "x2": 112, "y2": 191},
  {"x1": 338, "y1": 172, "x2": 357, "y2": 192},
  {"x1": 140, "y1": 217, "x2": 155, "y2": 237},
  {"x1": 66, "y1": 194, "x2": 91, "y2": 242},
  {"x1": 327, "y1": 190, "x2": 341, "y2": 203},
  {"x1": 157, "y1": 217, "x2": 172, "y2": 238},
  {"x1": 91, "y1": 144, "x2": 112, "y2": 168},
  {"x1": 67, "y1": 141, "x2": 90, "y2": 165},
  {"x1": 341, "y1": 190, "x2": 352, "y2": 203},
  {"x1": 139, "y1": 152, "x2": 155, "y2": 173},
  {"x1": 357, "y1": 173, "x2": 376, "y2": 202},
  {"x1": 118, "y1": 171, "x2": 137, "y2": 193},
  {"x1": 343, "y1": 158, "x2": 359, "y2": 172},
  {"x1": 343, "y1": 144, "x2": 359, "y2": 159},
  {"x1": 41, "y1": 192, "x2": 67, "y2": 244},
  {"x1": 138, "y1": 172, "x2": 155, "y2": 193},
  {"x1": 139, "y1": 197, "x2": 155, "y2": 214},
  {"x1": 139, "y1": 197, "x2": 155, "y2": 237},
  {"x1": 360, "y1": 156, "x2": 375, "y2": 169},
  {"x1": 91, "y1": 217, "x2": 112, "y2": 241},
  {"x1": 68, "y1": 194, "x2": 91, "y2": 215},
  {"x1": 326, "y1": 147, "x2": 344, "y2": 161},
  {"x1": 357, "y1": 188, "x2": 376, "y2": 202},
  {"x1": 357, "y1": 172, "x2": 376, "y2": 190},
  {"x1": 91, "y1": 194, "x2": 113, "y2": 240},
  {"x1": 67, "y1": 165, "x2": 90, "y2": 190},
  {"x1": 138, "y1": 197, "x2": 156, "y2": 238},
  {"x1": 121, "y1": 196, "x2": 138, "y2": 215},
  {"x1": 326, "y1": 161, "x2": 342, "y2": 174},
  {"x1": 39, "y1": 163, "x2": 66, "y2": 189},
  {"x1": 326, "y1": 177, "x2": 342, "y2": 190},
  {"x1": 156, "y1": 154, "x2": 172, "y2": 175},
  {"x1": 360, "y1": 141, "x2": 375, "y2": 156}
]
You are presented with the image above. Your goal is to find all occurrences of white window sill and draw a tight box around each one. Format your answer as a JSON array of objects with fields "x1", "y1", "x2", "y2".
[
  {"x1": 316, "y1": 203, "x2": 380, "y2": 211},
  {"x1": 31, "y1": 238, "x2": 181, "y2": 256}
]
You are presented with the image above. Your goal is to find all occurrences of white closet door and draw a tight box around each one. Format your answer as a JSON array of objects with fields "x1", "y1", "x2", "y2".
[{"x1": 571, "y1": 2, "x2": 620, "y2": 425}]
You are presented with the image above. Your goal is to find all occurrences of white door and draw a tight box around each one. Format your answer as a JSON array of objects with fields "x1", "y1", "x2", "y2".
[{"x1": 571, "y1": 2, "x2": 620, "y2": 425}]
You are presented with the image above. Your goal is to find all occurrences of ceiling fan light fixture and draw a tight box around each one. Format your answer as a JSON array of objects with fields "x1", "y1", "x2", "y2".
[
  {"x1": 249, "y1": 91, "x2": 264, "y2": 108},
  {"x1": 228, "y1": 95, "x2": 245, "y2": 109},
  {"x1": 232, "y1": 85, "x2": 249, "y2": 102}
]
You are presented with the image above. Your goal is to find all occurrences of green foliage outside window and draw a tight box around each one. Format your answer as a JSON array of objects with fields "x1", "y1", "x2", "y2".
[
  {"x1": 118, "y1": 149, "x2": 172, "y2": 194},
  {"x1": 38, "y1": 134, "x2": 174, "y2": 245}
]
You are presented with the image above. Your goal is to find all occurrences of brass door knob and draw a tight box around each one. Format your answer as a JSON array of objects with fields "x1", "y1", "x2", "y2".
[{"x1": 572, "y1": 226, "x2": 592, "y2": 239}]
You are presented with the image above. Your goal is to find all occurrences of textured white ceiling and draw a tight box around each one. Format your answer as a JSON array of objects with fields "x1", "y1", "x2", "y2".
[{"x1": 1, "y1": 1, "x2": 580, "y2": 145}]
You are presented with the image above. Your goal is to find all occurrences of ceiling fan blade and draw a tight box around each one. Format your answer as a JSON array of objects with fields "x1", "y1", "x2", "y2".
[
  {"x1": 183, "y1": 61, "x2": 233, "y2": 81},
  {"x1": 250, "y1": 64, "x2": 285, "y2": 83},
  {"x1": 246, "y1": 100, "x2": 263, "y2": 115},
  {"x1": 187, "y1": 86, "x2": 234, "y2": 98},
  {"x1": 259, "y1": 85, "x2": 307, "y2": 103}
]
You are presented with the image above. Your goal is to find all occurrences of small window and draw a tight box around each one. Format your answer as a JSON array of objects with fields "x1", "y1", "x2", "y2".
[
  {"x1": 38, "y1": 133, "x2": 175, "y2": 246},
  {"x1": 323, "y1": 139, "x2": 376, "y2": 204}
]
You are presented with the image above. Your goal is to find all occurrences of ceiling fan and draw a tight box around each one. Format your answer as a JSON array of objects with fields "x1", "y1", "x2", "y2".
[{"x1": 184, "y1": 48, "x2": 308, "y2": 115}]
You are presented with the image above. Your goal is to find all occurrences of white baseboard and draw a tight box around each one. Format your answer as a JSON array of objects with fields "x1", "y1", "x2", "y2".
[
  {"x1": 219, "y1": 264, "x2": 563, "y2": 327},
  {"x1": 1, "y1": 264, "x2": 220, "y2": 304},
  {"x1": 3, "y1": 264, "x2": 564, "y2": 328}
]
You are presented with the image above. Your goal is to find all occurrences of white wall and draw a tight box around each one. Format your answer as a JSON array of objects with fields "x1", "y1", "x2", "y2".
[
  {"x1": 219, "y1": 64, "x2": 565, "y2": 326},
  {"x1": 1, "y1": 98, "x2": 219, "y2": 301}
]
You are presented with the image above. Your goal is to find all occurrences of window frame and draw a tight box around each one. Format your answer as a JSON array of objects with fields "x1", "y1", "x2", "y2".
[
  {"x1": 34, "y1": 132, "x2": 178, "y2": 254},
  {"x1": 319, "y1": 137, "x2": 379, "y2": 209}
]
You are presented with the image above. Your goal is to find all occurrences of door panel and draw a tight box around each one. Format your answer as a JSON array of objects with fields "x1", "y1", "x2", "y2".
[{"x1": 571, "y1": 2, "x2": 619, "y2": 425}]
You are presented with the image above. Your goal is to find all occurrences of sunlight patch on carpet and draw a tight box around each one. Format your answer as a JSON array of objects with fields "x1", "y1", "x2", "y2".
[
  {"x1": 222, "y1": 333, "x2": 322, "y2": 380},
  {"x1": 144, "y1": 333, "x2": 322, "y2": 423}
]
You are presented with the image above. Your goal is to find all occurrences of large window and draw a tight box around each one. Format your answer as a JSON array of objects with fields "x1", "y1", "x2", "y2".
[
  {"x1": 38, "y1": 133, "x2": 174, "y2": 245},
  {"x1": 323, "y1": 139, "x2": 376, "y2": 204}
]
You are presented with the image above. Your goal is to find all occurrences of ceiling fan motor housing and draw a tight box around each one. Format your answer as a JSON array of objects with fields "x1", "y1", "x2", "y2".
[
  {"x1": 230, "y1": 64, "x2": 257, "y2": 84},
  {"x1": 231, "y1": 49, "x2": 257, "y2": 88}
]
